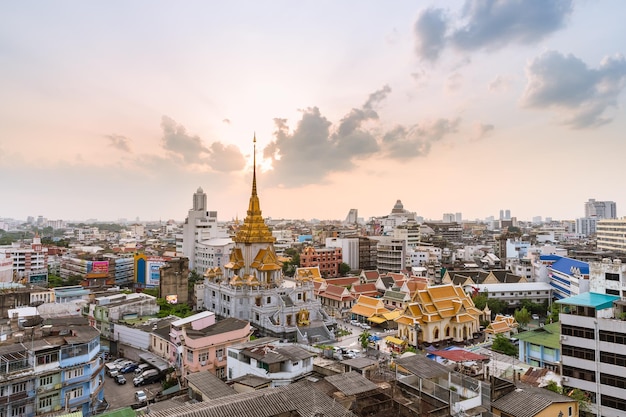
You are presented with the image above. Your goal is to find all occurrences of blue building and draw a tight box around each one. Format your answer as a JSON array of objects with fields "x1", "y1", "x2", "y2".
[
  {"x1": 548, "y1": 256, "x2": 589, "y2": 300},
  {"x1": 515, "y1": 322, "x2": 561, "y2": 373},
  {"x1": 0, "y1": 315, "x2": 105, "y2": 416}
]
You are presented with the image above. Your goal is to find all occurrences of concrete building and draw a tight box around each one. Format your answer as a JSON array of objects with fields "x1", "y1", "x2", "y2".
[
  {"x1": 585, "y1": 198, "x2": 617, "y2": 219},
  {"x1": 325, "y1": 237, "x2": 358, "y2": 271},
  {"x1": 203, "y1": 141, "x2": 335, "y2": 344},
  {"x1": 180, "y1": 187, "x2": 228, "y2": 270},
  {"x1": 226, "y1": 338, "x2": 315, "y2": 387},
  {"x1": 589, "y1": 258, "x2": 626, "y2": 297},
  {"x1": 557, "y1": 292, "x2": 626, "y2": 416},
  {"x1": 0, "y1": 314, "x2": 105, "y2": 416},
  {"x1": 548, "y1": 256, "x2": 590, "y2": 300},
  {"x1": 0, "y1": 235, "x2": 48, "y2": 283},
  {"x1": 159, "y1": 257, "x2": 190, "y2": 305},
  {"x1": 194, "y1": 237, "x2": 234, "y2": 277},
  {"x1": 371, "y1": 236, "x2": 406, "y2": 274},
  {"x1": 299, "y1": 246, "x2": 342, "y2": 278},
  {"x1": 597, "y1": 218, "x2": 626, "y2": 253}
]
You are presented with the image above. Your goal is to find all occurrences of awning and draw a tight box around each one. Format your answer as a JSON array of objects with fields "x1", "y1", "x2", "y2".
[
  {"x1": 368, "y1": 316, "x2": 386, "y2": 324},
  {"x1": 385, "y1": 336, "x2": 407, "y2": 345}
]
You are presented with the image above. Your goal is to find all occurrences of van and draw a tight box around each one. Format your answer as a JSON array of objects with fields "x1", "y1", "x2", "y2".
[
  {"x1": 134, "y1": 364, "x2": 151, "y2": 375},
  {"x1": 133, "y1": 369, "x2": 158, "y2": 386},
  {"x1": 105, "y1": 363, "x2": 118, "y2": 377}
]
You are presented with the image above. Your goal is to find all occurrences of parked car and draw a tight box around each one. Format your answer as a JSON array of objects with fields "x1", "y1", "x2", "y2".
[
  {"x1": 133, "y1": 369, "x2": 160, "y2": 386},
  {"x1": 135, "y1": 390, "x2": 147, "y2": 403},
  {"x1": 134, "y1": 363, "x2": 151, "y2": 375},
  {"x1": 532, "y1": 314, "x2": 540, "y2": 320},
  {"x1": 114, "y1": 374, "x2": 126, "y2": 385},
  {"x1": 120, "y1": 362, "x2": 139, "y2": 374},
  {"x1": 360, "y1": 323, "x2": 371, "y2": 330}
]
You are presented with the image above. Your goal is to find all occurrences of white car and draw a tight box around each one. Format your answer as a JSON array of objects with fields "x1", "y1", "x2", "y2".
[
  {"x1": 135, "y1": 390, "x2": 147, "y2": 403},
  {"x1": 532, "y1": 314, "x2": 540, "y2": 320},
  {"x1": 360, "y1": 323, "x2": 371, "y2": 330}
]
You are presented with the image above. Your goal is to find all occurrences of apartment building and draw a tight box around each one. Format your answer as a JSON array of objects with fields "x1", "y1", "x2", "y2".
[
  {"x1": 299, "y1": 246, "x2": 342, "y2": 278},
  {"x1": 597, "y1": 218, "x2": 626, "y2": 253},
  {"x1": 0, "y1": 235, "x2": 48, "y2": 282},
  {"x1": 557, "y1": 292, "x2": 626, "y2": 416},
  {"x1": 0, "y1": 315, "x2": 104, "y2": 417}
]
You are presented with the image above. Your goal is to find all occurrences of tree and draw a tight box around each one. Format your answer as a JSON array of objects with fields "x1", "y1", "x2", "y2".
[
  {"x1": 487, "y1": 298, "x2": 508, "y2": 315},
  {"x1": 544, "y1": 380, "x2": 561, "y2": 394},
  {"x1": 491, "y1": 334, "x2": 518, "y2": 356},
  {"x1": 281, "y1": 248, "x2": 300, "y2": 277},
  {"x1": 339, "y1": 263, "x2": 351, "y2": 277},
  {"x1": 358, "y1": 330, "x2": 371, "y2": 349},
  {"x1": 520, "y1": 299, "x2": 543, "y2": 315},
  {"x1": 514, "y1": 307, "x2": 531, "y2": 330},
  {"x1": 472, "y1": 293, "x2": 488, "y2": 310},
  {"x1": 565, "y1": 388, "x2": 591, "y2": 413}
]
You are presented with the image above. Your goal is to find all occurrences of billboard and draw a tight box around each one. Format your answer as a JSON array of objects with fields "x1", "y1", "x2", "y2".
[
  {"x1": 91, "y1": 261, "x2": 109, "y2": 274},
  {"x1": 165, "y1": 294, "x2": 178, "y2": 304},
  {"x1": 146, "y1": 257, "x2": 168, "y2": 287}
]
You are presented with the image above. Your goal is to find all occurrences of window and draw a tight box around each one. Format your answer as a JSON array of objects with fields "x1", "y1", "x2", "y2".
[
  {"x1": 216, "y1": 348, "x2": 224, "y2": 360},
  {"x1": 600, "y1": 350, "x2": 626, "y2": 366},
  {"x1": 66, "y1": 367, "x2": 84, "y2": 379},
  {"x1": 606, "y1": 273, "x2": 620, "y2": 281},
  {"x1": 562, "y1": 324, "x2": 595, "y2": 339},
  {"x1": 267, "y1": 296, "x2": 271, "y2": 304},
  {"x1": 37, "y1": 351, "x2": 59, "y2": 365},
  {"x1": 562, "y1": 345, "x2": 595, "y2": 361},
  {"x1": 39, "y1": 375, "x2": 53, "y2": 386},
  {"x1": 12, "y1": 382, "x2": 26, "y2": 394},
  {"x1": 199, "y1": 351, "x2": 209, "y2": 363},
  {"x1": 255, "y1": 297, "x2": 261, "y2": 307},
  {"x1": 39, "y1": 394, "x2": 54, "y2": 408},
  {"x1": 11, "y1": 406, "x2": 25, "y2": 417},
  {"x1": 187, "y1": 349, "x2": 194, "y2": 362},
  {"x1": 69, "y1": 387, "x2": 83, "y2": 399}
]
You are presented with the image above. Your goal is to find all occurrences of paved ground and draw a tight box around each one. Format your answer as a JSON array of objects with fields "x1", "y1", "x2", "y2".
[{"x1": 102, "y1": 369, "x2": 163, "y2": 412}]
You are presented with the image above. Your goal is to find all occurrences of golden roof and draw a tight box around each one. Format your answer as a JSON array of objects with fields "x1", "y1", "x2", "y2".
[
  {"x1": 233, "y1": 135, "x2": 275, "y2": 244},
  {"x1": 250, "y1": 247, "x2": 282, "y2": 271},
  {"x1": 225, "y1": 248, "x2": 245, "y2": 270}
]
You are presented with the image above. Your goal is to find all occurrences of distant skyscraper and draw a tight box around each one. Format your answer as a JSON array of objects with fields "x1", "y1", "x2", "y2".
[
  {"x1": 344, "y1": 208, "x2": 358, "y2": 225},
  {"x1": 499, "y1": 210, "x2": 504, "y2": 220},
  {"x1": 505, "y1": 209, "x2": 511, "y2": 220},
  {"x1": 584, "y1": 198, "x2": 616, "y2": 219},
  {"x1": 181, "y1": 187, "x2": 221, "y2": 270},
  {"x1": 443, "y1": 213, "x2": 455, "y2": 223},
  {"x1": 455, "y1": 212, "x2": 462, "y2": 223}
]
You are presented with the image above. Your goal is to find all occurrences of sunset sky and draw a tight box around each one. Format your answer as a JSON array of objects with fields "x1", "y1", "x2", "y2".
[{"x1": 1, "y1": 1, "x2": 625, "y2": 223}]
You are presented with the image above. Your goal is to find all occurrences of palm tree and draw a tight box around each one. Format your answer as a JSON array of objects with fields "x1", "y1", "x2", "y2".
[{"x1": 358, "y1": 330, "x2": 371, "y2": 349}]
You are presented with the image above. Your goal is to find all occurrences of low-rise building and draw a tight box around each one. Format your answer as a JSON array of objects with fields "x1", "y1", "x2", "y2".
[{"x1": 226, "y1": 338, "x2": 316, "y2": 387}]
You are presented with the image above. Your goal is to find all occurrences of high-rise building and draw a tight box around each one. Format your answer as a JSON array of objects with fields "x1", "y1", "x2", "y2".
[
  {"x1": 597, "y1": 218, "x2": 626, "y2": 253},
  {"x1": 585, "y1": 198, "x2": 617, "y2": 219},
  {"x1": 180, "y1": 187, "x2": 226, "y2": 269}
]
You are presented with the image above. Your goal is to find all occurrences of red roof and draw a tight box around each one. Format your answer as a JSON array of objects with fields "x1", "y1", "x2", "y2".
[{"x1": 430, "y1": 349, "x2": 489, "y2": 362}]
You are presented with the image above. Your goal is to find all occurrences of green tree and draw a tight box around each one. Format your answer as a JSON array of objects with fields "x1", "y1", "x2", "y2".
[
  {"x1": 339, "y1": 263, "x2": 351, "y2": 277},
  {"x1": 487, "y1": 298, "x2": 508, "y2": 315},
  {"x1": 544, "y1": 380, "x2": 562, "y2": 394},
  {"x1": 514, "y1": 307, "x2": 531, "y2": 330},
  {"x1": 565, "y1": 388, "x2": 591, "y2": 413},
  {"x1": 472, "y1": 293, "x2": 488, "y2": 310},
  {"x1": 491, "y1": 334, "x2": 518, "y2": 356},
  {"x1": 548, "y1": 302, "x2": 560, "y2": 323},
  {"x1": 281, "y1": 248, "x2": 300, "y2": 277},
  {"x1": 358, "y1": 330, "x2": 371, "y2": 349},
  {"x1": 520, "y1": 299, "x2": 543, "y2": 315}
]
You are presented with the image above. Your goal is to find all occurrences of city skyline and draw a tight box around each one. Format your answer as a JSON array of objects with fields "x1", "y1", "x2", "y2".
[{"x1": 1, "y1": 1, "x2": 625, "y2": 222}]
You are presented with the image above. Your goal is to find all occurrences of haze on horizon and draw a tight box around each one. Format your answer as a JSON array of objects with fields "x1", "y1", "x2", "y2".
[{"x1": 1, "y1": 1, "x2": 625, "y2": 223}]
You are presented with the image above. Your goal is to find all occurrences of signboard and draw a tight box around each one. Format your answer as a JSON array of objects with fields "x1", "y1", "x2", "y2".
[{"x1": 166, "y1": 294, "x2": 178, "y2": 304}]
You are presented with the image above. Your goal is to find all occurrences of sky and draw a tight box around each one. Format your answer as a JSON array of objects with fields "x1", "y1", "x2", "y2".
[{"x1": 1, "y1": 0, "x2": 626, "y2": 223}]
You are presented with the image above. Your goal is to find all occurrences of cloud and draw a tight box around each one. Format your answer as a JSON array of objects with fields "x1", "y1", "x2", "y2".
[
  {"x1": 488, "y1": 75, "x2": 511, "y2": 92},
  {"x1": 521, "y1": 51, "x2": 626, "y2": 128},
  {"x1": 413, "y1": 0, "x2": 572, "y2": 61},
  {"x1": 222, "y1": 118, "x2": 231, "y2": 124},
  {"x1": 413, "y1": 8, "x2": 448, "y2": 62},
  {"x1": 208, "y1": 142, "x2": 246, "y2": 172},
  {"x1": 160, "y1": 115, "x2": 210, "y2": 164},
  {"x1": 262, "y1": 87, "x2": 392, "y2": 188},
  {"x1": 468, "y1": 122, "x2": 495, "y2": 141},
  {"x1": 378, "y1": 117, "x2": 461, "y2": 161},
  {"x1": 105, "y1": 134, "x2": 132, "y2": 152},
  {"x1": 452, "y1": 0, "x2": 573, "y2": 51},
  {"x1": 445, "y1": 72, "x2": 463, "y2": 93}
]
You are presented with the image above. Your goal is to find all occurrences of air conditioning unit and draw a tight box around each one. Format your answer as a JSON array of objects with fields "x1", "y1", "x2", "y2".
[
  {"x1": 54, "y1": 383, "x2": 62, "y2": 389},
  {"x1": 217, "y1": 356, "x2": 223, "y2": 362},
  {"x1": 560, "y1": 335, "x2": 567, "y2": 341},
  {"x1": 200, "y1": 361, "x2": 206, "y2": 366},
  {"x1": 562, "y1": 376, "x2": 569, "y2": 382}
]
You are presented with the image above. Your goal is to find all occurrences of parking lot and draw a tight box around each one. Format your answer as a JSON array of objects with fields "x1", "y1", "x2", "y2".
[{"x1": 102, "y1": 365, "x2": 164, "y2": 411}]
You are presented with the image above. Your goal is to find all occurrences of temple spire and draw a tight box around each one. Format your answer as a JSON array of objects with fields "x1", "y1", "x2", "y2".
[
  {"x1": 252, "y1": 133, "x2": 257, "y2": 197},
  {"x1": 233, "y1": 133, "x2": 274, "y2": 244}
]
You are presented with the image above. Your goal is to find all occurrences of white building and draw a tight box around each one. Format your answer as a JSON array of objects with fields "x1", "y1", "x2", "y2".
[
  {"x1": 597, "y1": 218, "x2": 626, "y2": 253},
  {"x1": 576, "y1": 217, "x2": 598, "y2": 237},
  {"x1": 0, "y1": 235, "x2": 48, "y2": 282},
  {"x1": 557, "y1": 292, "x2": 626, "y2": 416},
  {"x1": 227, "y1": 338, "x2": 315, "y2": 387},
  {"x1": 585, "y1": 198, "x2": 617, "y2": 219},
  {"x1": 181, "y1": 187, "x2": 228, "y2": 269},
  {"x1": 589, "y1": 258, "x2": 626, "y2": 297},
  {"x1": 325, "y1": 237, "x2": 359, "y2": 270},
  {"x1": 194, "y1": 237, "x2": 234, "y2": 276}
]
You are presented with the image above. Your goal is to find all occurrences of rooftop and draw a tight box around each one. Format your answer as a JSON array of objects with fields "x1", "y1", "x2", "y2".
[{"x1": 555, "y1": 291, "x2": 619, "y2": 309}]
